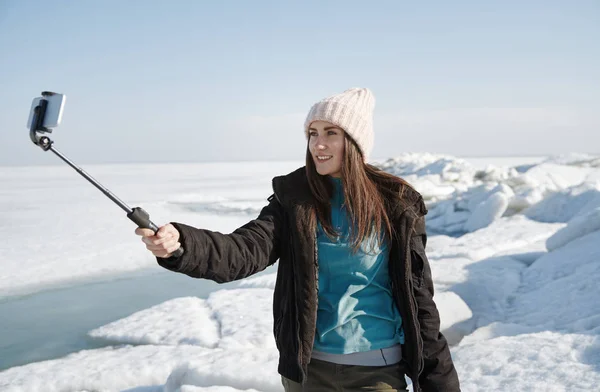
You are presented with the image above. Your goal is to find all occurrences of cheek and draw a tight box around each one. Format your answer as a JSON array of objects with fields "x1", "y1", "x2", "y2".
[{"x1": 335, "y1": 140, "x2": 345, "y2": 156}]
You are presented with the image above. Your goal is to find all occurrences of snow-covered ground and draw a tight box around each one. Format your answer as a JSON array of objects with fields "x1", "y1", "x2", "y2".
[{"x1": 1, "y1": 154, "x2": 599, "y2": 391}]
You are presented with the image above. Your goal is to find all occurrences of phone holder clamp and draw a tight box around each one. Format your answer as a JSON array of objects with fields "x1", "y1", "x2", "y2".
[{"x1": 29, "y1": 92, "x2": 56, "y2": 151}]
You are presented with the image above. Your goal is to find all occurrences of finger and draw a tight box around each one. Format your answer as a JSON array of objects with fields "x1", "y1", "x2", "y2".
[
  {"x1": 135, "y1": 228, "x2": 156, "y2": 237},
  {"x1": 141, "y1": 236, "x2": 158, "y2": 246},
  {"x1": 142, "y1": 233, "x2": 173, "y2": 246},
  {"x1": 156, "y1": 224, "x2": 174, "y2": 238},
  {"x1": 145, "y1": 241, "x2": 176, "y2": 252},
  {"x1": 154, "y1": 243, "x2": 180, "y2": 258}
]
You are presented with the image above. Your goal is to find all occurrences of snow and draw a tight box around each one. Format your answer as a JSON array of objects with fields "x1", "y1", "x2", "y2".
[
  {"x1": 238, "y1": 274, "x2": 277, "y2": 289},
  {"x1": 509, "y1": 230, "x2": 600, "y2": 332},
  {"x1": 426, "y1": 215, "x2": 563, "y2": 261},
  {"x1": 543, "y1": 152, "x2": 600, "y2": 167},
  {"x1": 2, "y1": 154, "x2": 600, "y2": 391},
  {"x1": 435, "y1": 292, "x2": 472, "y2": 331},
  {"x1": 453, "y1": 331, "x2": 600, "y2": 392},
  {"x1": 433, "y1": 291, "x2": 473, "y2": 346},
  {"x1": 88, "y1": 297, "x2": 221, "y2": 348},
  {"x1": 546, "y1": 206, "x2": 600, "y2": 251},
  {"x1": 0, "y1": 161, "x2": 302, "y2": 298},
  {"x1": 463, "y1": 190, "x2": 510, "y2": 232},
  {"x1": 205, "y1": 289, "x2": 276, "y2": 350},
  {"x1": 0, "y1": 345, "x2": 280, "y2": 392},
  {"x1": 380, "y1": 153, "x2": 600, "y2": 235},
  {"x1": 524, "y1": 181, "x2": 600, "y2": 223}
]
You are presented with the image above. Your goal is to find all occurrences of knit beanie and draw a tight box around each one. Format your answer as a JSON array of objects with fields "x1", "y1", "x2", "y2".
[{"x1": 304, "y1": 87, "x2": 375, "y2": 162}]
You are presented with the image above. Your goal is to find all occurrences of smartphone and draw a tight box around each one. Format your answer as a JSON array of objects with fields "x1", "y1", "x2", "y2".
[{"x1": 26, "y1": 92, "x2": 66, "y2": 129}]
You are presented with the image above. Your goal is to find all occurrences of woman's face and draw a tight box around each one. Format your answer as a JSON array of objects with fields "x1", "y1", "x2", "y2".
[{"x1": 308, "y1": 120, "x2": 345, "y2": 178}]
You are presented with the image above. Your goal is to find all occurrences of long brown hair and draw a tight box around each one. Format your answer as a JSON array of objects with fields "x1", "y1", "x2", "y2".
[{"x1": 305, "y1": 134, "x2": 414, "y2": 254}]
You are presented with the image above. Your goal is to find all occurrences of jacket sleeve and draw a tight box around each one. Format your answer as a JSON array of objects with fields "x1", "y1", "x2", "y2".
[
  {"x1": 156, "y1": 194, "x2": 283, "y2": 283},
  {"x1": 411, "y1": 215, "x2": 461, "y2": 392}
]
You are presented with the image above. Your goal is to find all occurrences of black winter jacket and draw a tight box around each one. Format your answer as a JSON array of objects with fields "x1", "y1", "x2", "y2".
[{"x1": 157, "y1": 167, "x2": 461, "y2": 392}]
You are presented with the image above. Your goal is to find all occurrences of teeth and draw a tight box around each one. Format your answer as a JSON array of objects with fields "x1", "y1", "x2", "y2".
[{"x1": 317, "y1": 156, "x2": 332, "y2": 161}]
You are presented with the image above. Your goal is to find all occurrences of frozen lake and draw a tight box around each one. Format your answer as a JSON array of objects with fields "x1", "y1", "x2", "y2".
[{"x1": 0, "y1": 266, "x2": 278, "y2": 371}]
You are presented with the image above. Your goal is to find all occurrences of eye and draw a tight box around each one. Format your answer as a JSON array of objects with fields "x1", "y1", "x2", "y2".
[
  {"x1": 308, "y1": 131, "x2": 318, "y2": 137},
  {"x1": 327, "y1": 130, "x2": 337, "y2": 136}
]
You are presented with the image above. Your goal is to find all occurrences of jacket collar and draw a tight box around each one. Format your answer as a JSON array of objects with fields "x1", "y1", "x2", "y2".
[{"x1": 272, "y1": 167, "x2": 314, "y2": 207}]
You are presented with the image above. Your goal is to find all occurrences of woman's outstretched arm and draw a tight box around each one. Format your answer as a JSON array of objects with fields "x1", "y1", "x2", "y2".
[{"x1": 144, "y1": 194, "x2": 284, "y2": 283}]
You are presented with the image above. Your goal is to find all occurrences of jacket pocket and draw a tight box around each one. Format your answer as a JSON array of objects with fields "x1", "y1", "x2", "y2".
[{"x1": 410, "y1": 236, "x2": 426, "y2": 288}]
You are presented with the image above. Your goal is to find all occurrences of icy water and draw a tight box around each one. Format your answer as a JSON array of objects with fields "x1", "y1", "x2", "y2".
[{"x1": 0, "y1": 265, "x2": 276, "y2": 371}]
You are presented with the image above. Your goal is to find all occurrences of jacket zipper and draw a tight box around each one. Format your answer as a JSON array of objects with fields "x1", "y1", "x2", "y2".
[
  {"x1": 390, "y1": 212, "x2": 424, "y2": 390},
  {"x1": 274, "y1": 192, "x2": 305, "y2": 378},
  {"x1": 314, "y1": 228, "x2": 319, "y2": 293},
  {"x1": 405, "y1": 216, "x2": 425, "y2": 377},
  {"x1": 312, "y1": 215, "x2": 319, "y2": 353}
]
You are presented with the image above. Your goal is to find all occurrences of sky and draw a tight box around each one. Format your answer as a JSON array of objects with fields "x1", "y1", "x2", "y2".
[{"x1": 0, "y1": 0, "x2": 598, "y2": 166}]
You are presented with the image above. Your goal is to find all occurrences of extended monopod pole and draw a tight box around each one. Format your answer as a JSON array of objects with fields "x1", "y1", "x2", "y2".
[{"x1": 28, "y1": 91, "x2": 184, "y2": 258}]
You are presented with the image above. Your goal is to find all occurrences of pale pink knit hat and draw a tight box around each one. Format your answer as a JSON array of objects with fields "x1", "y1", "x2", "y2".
[{"x1": 304, "y1": 87, "x2": 375, "y2": 162}]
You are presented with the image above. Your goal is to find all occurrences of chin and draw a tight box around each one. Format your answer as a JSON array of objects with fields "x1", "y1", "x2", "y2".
[{"x1": 313, "y1": 158, "x2": 340, "y2": 177}]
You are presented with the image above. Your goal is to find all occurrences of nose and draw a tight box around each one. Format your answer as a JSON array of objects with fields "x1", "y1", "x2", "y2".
[{"x1": 314, "y1": 135, "x2": 327, "y2": 150}]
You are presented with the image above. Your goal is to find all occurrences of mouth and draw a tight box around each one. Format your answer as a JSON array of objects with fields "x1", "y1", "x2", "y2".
[{"x1": 315, "y1": 155, "x2": 333, "y2": 162}]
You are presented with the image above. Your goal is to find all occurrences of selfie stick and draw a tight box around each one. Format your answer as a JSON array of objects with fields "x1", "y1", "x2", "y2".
[{"x1": 29, "y1": 91, "x2": 184, "y2": 258}]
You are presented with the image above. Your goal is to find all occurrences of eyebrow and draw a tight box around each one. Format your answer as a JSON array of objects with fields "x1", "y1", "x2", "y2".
[{"x1": 308, "y1": 126, "x2": 342, "y2": 131}]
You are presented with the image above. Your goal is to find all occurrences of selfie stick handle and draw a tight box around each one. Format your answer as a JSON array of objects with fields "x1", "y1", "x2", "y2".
[{"x1": 29, "y1": 98, "x2": 184, "y2": 258}]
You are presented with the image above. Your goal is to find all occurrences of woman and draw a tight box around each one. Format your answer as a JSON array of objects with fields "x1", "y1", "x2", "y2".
[{"x1": 136, "y1": 88, "x2": 461, "y2": 392}]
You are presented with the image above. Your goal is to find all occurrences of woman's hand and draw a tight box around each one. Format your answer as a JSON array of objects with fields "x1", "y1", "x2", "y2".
[{"x1": 135, "y1": 224, "x2": 181, "y2": 258}]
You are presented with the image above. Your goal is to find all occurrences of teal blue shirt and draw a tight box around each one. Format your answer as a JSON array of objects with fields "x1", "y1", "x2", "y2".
[{"x1": 313, "y1": 177, "x2": 405, "y2": 354}]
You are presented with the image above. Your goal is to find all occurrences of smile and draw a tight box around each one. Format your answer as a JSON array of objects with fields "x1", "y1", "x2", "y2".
[{"x1": 316, "y1": 156, "x2": 333, "y2": 162}]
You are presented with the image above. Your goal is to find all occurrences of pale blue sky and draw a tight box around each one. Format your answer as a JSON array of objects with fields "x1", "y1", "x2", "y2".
[{"x1": 1, "y1": 0, "x2": 598, "y2": 166}]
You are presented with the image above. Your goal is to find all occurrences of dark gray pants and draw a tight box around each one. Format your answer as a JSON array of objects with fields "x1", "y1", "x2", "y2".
[{"x1": 281, "y1": 358, "x2": 409, "y2": 391}]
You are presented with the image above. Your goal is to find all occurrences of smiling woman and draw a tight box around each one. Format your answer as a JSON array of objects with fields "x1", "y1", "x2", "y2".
[{"x1": 135, "y1": 87, "x2": 461, "y2": 392}]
